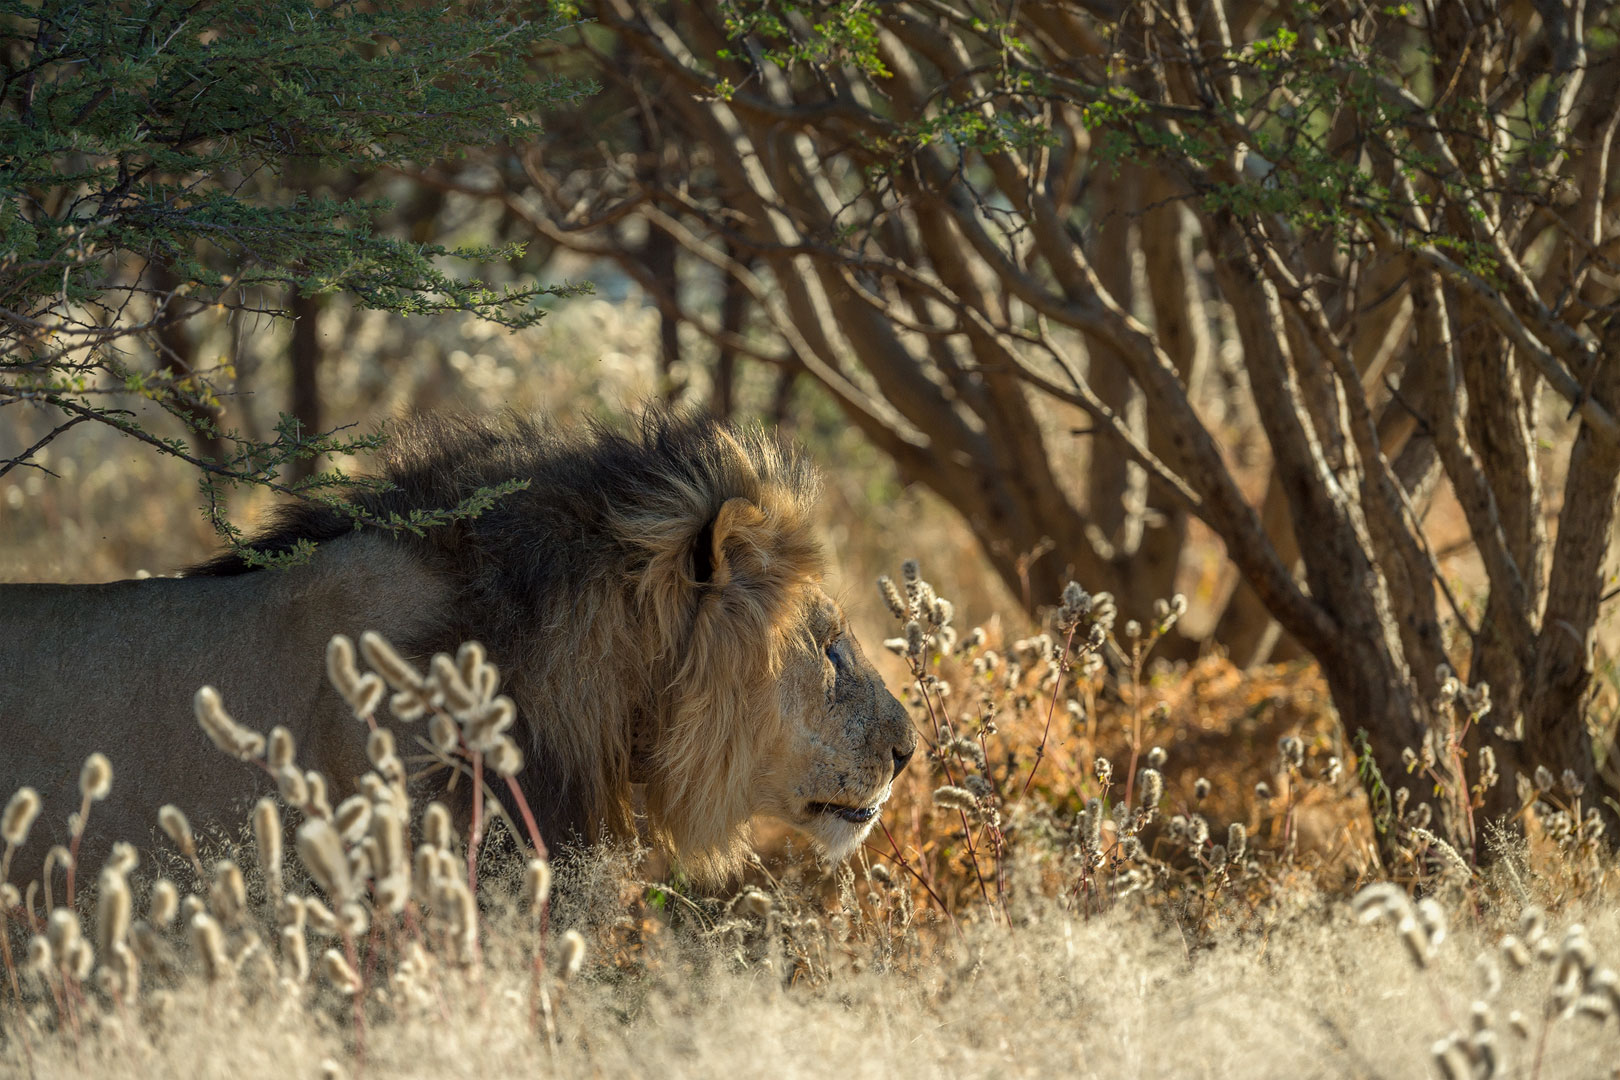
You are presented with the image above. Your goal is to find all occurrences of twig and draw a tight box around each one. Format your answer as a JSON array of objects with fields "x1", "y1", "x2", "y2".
[
  {"x1": 1023, "y1": 625, "x2": 1079, "y2": 794},
  {"x1": 871, "y1": 822, "x2": 958, "y2": 934},
  {"x1": 0, "y1": 415, "x2": 90, "y2": 480}
]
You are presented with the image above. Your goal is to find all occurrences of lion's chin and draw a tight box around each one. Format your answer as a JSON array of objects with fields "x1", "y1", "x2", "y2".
[{"x1": 793, "y1": 786, "x2": 892, "y2": 863}]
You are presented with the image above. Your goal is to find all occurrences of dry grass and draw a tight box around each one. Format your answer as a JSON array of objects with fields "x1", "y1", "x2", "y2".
[
  {"x1": 3, "y1": 837, "x2": 1619, "y2": 1079},
  {"x1": 3, "y1": 579, "x2": 1617, "y2": 1079}
]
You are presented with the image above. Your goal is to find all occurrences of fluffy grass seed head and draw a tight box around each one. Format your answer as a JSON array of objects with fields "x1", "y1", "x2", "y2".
[
  {"x1": 106, "y1": 840, "x2": 137, "y2": 876},
  {"x1": 3, "y1": 786, "x2": 41, "y2": 848},
  {"x1": 903, "y1": 619, "x2": 926, "y2": 660},
  {"x1": 347, "y1": 843, "x2": 373, "y2": 886},
  {"x1": 1187, "y1": 814, "x2": 1210, "y2": 848},
  {"x1": 189, "y1": 912, "x2": 229, "y2": 982},
  {"x1": 733, "y1": 887, "x2": 773, "y2": 919},
  {"x1": 1058, "y1": 581, "x2": 1092, "y2": 627},
  {"x1": 1278, "y1": 735, "x2": 1305, "y2": 771},
  {"x1": 360, "y1": 631, "x2": 437, "y2": 721},
  {"x1": 210, "y1": 860, "x2": 247, "y2": 926},
  {"x1": 366, "y1": 727, "x2": 395, "y2": 769},
  {"x1": 1137, "y1": 768, "x2": 1163, "y2": 814},
  {"x1": 371, "y1": 808, "x2": 409, "y2": 915},
  {"x1": 194, "y1": 686, "x2": 266, "y2": 761},
  {"x1": 274, "y1": 764, "x2": 310, "y2": 808},
  {"x1": 329, "y1": 635, "x2": 387, "y2": 717},
  {"x1": 149, "y1": 879, "x2": 179, "y2": 929},
  {"x1": 95, "y1": 868, "x2": 132, "y2": 957},
  {"x1": 1399, "y1": 913, "x2": 1438, "y2": 971},
  {"x1": 280, "y1": 924, "x2": 310, "y2": 983},
  {"x1": 933, "y1": 786, "x2": 978, "y2": 812},
  {"x1": 430, "y1": 713, "x2": 460, "y2": 753},
  {"x1": 305, "y1": 771, "x2": 333, "y2": 820},
  {"x1": 432, "y1": 653, "x2": 478, "y2": 715},
  {"x1": 335, "y1": 796, "x2": 372, "y2": 845},
  {"x1": 303, "y1": 896, "x2": 340, "y2": 937},
  {"x1": 68, "y1": 938, "x2": 94, "y2": 980},
  {"x1": 456, "y1": 639, "x2": 488, "y2": 690},
  {"x1": 268, "y1": 726, "x2": 297, "y2": 769},
  {"x1": 26, "y1": 934, "x2": 51, "y2": 975},
  {"x1": 464, "y1": 697, "x2": 517, "y2": 753},
  {"x1": 254, "y1": 798, "x2": 283, "y2": 898},
  {"x1": 340, "y1": 901, "x2": 369, "y2": 938},
  {"x1": 158, "y1": 804, "x2": 196, "y2": 860},
  {"x1": 80, "y1": 752, "x2": 113, "y2": 802},
  {"x1": 423, "y1": 802, "x2": 454, "y2": 850},
  {"x1": 1084, "y1": 797, "x2": 1103, "y2": 850},
  {"x1": 322, "y1": 948, "x2": 362, "y2": 995},
  {"x1": 1561, "y1": 768, "x2": 1585, "y2": 798},
  {"x1": 297, "y1": 818, "x2": 355, "y2": 904},
  {"x1": 327, "y1": 633, "x2": 362, "y2": 695},
  {"x1": 1411, "y1": 827, "x2": 1472, "y2": 880},
  {"x1": 560, "y1": 929, "x2": 587, "y2": 981},
  {"x1": 489, "y1": 736, "x2": 524, "y2": 778},
  {"x1": 443, "y1": 879, "x2": 479, "y2": 962},
  {"x1": 1322, "y1": 755, "x2": 1344, "y2": 785},
  {"x1": 47, "y1": 907, "x2": 82, "y2": 961}
]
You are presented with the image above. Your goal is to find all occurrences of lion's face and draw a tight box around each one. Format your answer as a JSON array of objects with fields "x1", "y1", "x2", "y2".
[{"x1": 752, "y1": 590, "x2": 916, "y2": 860}]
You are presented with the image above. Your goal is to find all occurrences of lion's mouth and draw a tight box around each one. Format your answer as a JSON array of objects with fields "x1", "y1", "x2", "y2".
[{"x1": 806, "y1": 801, "x2": 879, "y2": 825}]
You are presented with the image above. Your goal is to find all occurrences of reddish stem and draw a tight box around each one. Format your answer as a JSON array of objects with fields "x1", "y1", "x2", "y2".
[
  {"x1": 874, "y1": 821, "x2": 957, "y2": 934},
  {"x1": 1023, "y1": 626, "x2": 1079, "y2": 795},
  {"x1": 343, "y1": 928, "x2": 367, "y2": 1067},
  {"x1": 503, "y1": 775, "x2": 549, "y2": 860},
  {"x1": 0, "y1": 911, "x2": 19, "y2": 1006},
  {"x1": 64, "y1": 795, "x2": 90, "y2": 909},
  {"x1": 467, "y1": 750, "x2": 484, "y2": 897},
  {"x1": 914, "y1": 674, "x2": 994, "y2": 912},
  {"x1": 503, "y1": 777, "x2": 554, "y2": 1045}
]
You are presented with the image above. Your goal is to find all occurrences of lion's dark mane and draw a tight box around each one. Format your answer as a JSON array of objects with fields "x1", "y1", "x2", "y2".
[{"x1": 189, "y1": 411, "x2": 821, "y2": 861}]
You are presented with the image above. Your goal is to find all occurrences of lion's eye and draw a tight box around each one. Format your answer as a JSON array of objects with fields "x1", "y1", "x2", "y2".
[{"x1": 825, "y1": 638, "x2": 843, "y2": 670}]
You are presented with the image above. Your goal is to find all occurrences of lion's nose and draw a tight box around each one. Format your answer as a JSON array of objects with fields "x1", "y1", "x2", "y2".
[{"x1": 891, "y1": 744, "x2": 914, "y2": 779}]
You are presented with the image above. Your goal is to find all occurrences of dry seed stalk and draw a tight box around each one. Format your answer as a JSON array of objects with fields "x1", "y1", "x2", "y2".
[
  {"x1": 253, "y1": 798, "x2": 284, "y2": 904},
  {"x1": 158, "y1": 804, "x2": 205, "y2": 880},
  {"x1": 1, "y1": 786, "x2": 41, "y2": 1004},
  {"x1": 64, "y1": 752, "x2": 114, "y2": 907}
]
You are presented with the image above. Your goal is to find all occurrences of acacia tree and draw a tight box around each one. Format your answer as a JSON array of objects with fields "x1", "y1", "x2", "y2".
[
  {"x1": 1, "y1": 0, "x2": 590, "y2": 555},
  {"x1": 426, "y1": 0, "x2": 1620, "y2": 854}
]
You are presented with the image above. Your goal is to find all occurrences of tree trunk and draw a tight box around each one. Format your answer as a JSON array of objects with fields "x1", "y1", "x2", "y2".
[
  {"x1": 288, "y1": 291, "x2": 325, "y2": 483},
  {"x1": 1475, "y1": 324, "x2": 1620, "y2": 837},
  {"x1": 711, "y1": 258, "x2": 746, "y2": 419},
  {"x1": 150, "y1": 265, "x2": 225, "y2": 462}
]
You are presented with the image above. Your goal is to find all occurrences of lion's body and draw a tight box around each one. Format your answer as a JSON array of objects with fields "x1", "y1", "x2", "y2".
[
  {"x1": 0, "y1": 537, "x2": 447, "y2": 881},
  {"x1": 1, "y1": 414, "x2": 913, "y2": 889}
]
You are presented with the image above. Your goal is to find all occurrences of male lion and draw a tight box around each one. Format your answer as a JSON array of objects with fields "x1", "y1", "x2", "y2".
[{"x1": 0, "y1": 414, "x2": 915, "y2": 886}]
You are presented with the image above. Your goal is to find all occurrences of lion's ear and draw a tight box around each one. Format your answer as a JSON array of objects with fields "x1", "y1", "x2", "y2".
[
  {"x1": 694, "y1": 497, "x2": 761, "y2": 587},
  {"x1": 694, "y1": 496, "x2": 819, "y2": 601}
]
